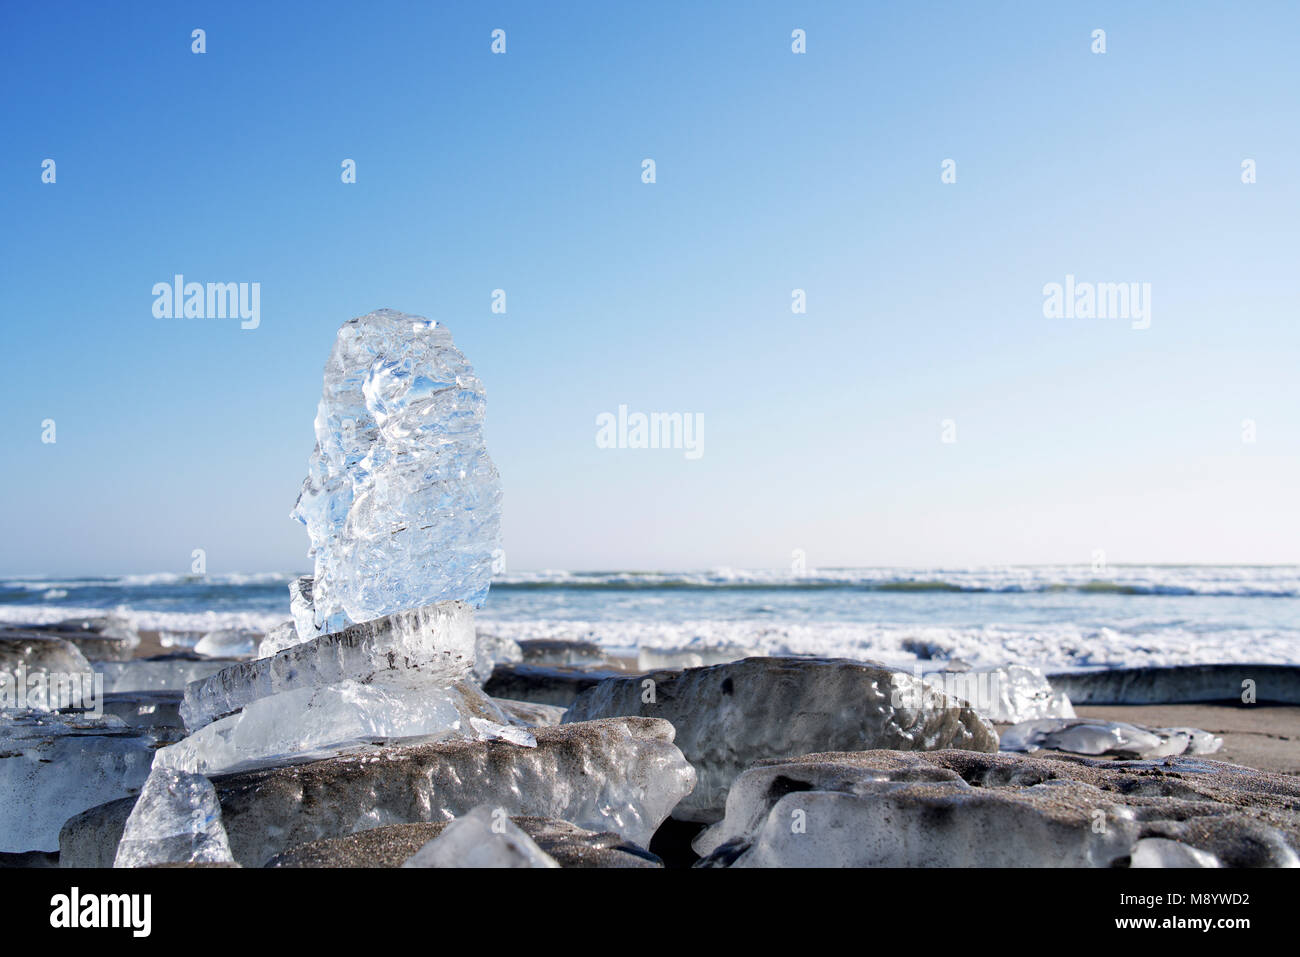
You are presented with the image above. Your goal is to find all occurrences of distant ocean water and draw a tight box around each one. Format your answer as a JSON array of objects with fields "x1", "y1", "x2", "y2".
[{"x1": 2, "y1": 566, "x2": 1297, "y2": 672}]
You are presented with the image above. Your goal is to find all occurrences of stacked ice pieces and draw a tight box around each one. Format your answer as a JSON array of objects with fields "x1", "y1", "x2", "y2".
[{"x1": 159, "y1": 311, "x2": 512, "y2": 776}]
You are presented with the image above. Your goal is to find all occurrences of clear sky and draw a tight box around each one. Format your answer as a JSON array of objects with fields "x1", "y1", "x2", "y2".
[{"x1": 2, "y1": 1, "x2": 1297, "y2": 576}]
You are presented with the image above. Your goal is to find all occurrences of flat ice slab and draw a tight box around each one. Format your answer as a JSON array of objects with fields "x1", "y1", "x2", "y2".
[
  {"x1": 15, "y1": 615, "x2": 141, "y2": 662},
  {"x1": 181, "y1": 601, "x2": 476, "y2": 731},
  {"x1": 999, "y1": 717, "x2": 1221, "y2": 758},
  {"x1": 0, "y1": 632, "x2": 92, "y2": 677},
  {"x1": 161, "y1": 673, "x2": 514, "y2": 776},
  {"x1": 0, "y1": 712, "x2": 163, "y2": 852}
]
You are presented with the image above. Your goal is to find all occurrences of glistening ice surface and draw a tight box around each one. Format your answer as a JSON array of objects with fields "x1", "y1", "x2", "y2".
[{"x1": 290, "y1": 310, "x2": 502, "y2": 637}]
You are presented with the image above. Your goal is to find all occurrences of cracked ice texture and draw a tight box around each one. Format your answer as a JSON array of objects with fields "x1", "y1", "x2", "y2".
[{"x1": 291, "y1": 310, "x2": 502, "y2": 638}]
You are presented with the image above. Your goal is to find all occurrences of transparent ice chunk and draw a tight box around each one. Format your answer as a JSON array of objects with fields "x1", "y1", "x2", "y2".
[
  {"x1": 998, "y1": 717, "x2": 1213, "y2": 757},
  {"x1": 923, "y1": 664, "x2": 1075, "y2": 723},
  {"x1": 290, "y1": 310, "x2": 502, "y2": 639},
  {"x1": 114, "y1": 767, "x2": 234, "y2": 867}
]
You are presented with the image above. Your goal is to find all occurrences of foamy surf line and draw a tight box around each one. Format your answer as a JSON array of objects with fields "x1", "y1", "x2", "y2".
[
  {"x1": 5, "y1": 604, "x2": 1297, "y2": 670},
  {"x1": 0, "y1": 604, "x2": 286, "y2": 636},
  {"x1": 474, "y1": 618, "x2": 1300, "y2": 672}
]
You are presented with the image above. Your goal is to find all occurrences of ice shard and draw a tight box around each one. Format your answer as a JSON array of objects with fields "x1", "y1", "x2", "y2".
[
  {"x1": 290, "y1": 309, "x2": 502, "y2": 639},
  {"x1": 401, "y1": 805, "x2": 560, "y2": 868},
  {"x1": 256, "y1": 621, "x2": 300, "y2": 660},
  {"x1": 114, "y1": 767, "x2": 234, "y2": 867}
]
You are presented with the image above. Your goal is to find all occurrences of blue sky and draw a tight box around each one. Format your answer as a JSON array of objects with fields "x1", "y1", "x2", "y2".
[{"x1": 2, "y1": 1, "x2": 1297, "y2": 576}]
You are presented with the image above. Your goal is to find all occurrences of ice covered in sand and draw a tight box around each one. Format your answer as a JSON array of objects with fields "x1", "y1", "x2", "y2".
[
  {"x1": 62, "y1": 718, "x2": 695, "y2": 865},
  {"x1": 695, "y1": 750, "x2": 1300, "y2": 868},
  {"x1": 565, "y1": 657, "x2": 998, "y2": 821}
]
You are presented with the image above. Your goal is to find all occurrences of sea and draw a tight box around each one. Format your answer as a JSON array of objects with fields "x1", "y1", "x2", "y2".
[{"x1": 2, "y1": 566, "x2": 1298, "y2": 673}]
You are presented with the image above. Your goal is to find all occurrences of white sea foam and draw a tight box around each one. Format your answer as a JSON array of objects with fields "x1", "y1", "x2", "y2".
[
  {"x1": 0, "y1": 604, "x2": 285, "y2": 636},
  {"x1": 21, "y1": 602, "x2": 1283, "y2": 672},
  {"x1": 474, "y1": 618, "x2": 1300, "y2": 671}
]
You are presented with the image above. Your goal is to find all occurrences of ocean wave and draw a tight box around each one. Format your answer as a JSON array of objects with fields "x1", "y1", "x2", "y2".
[
  {"x1": 5, "y1": 566, "x2": 1298, "y2": 598},
  {"x1": 490, "y1": 566, "x2": 1300, "y2": 597},
  {"x1": 0, "y1": 571, "x2": 301, "y2": 591}
]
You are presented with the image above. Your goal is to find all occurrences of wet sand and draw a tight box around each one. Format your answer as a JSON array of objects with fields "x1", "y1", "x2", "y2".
[{"x1": 134, "y1": 629, "x2": 169, "y2": 658}]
